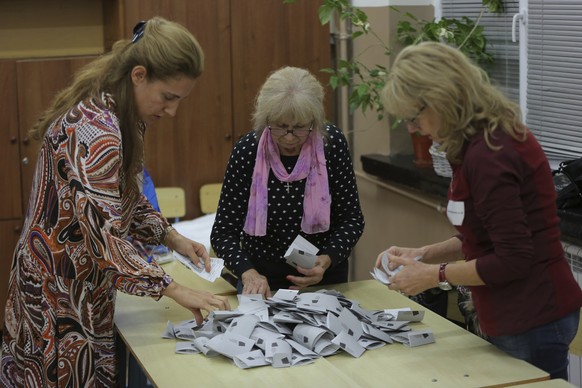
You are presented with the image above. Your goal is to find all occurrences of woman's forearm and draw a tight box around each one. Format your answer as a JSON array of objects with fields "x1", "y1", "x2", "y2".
[{"x1": 420, "y1": 236, "x2": 463, "y2": 264}]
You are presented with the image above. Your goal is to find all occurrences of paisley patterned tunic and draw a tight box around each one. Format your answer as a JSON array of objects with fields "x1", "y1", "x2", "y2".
[{"x1": 1, "y1": 94, "x2": 173, "y2": 387}]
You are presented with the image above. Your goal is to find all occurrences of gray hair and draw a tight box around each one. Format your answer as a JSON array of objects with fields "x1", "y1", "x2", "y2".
[{"x1": 252, "y1": 67, "x2": 326, "y2": 136}]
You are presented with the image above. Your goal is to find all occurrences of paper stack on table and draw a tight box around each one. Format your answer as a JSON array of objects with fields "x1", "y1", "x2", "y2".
[{"x1": 162, "y1": 288, "x2": 435, "y2": 369}]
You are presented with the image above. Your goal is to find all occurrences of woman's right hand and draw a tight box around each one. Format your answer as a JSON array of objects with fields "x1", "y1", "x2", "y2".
[
  {"x1": 241, "y1": 269, "x2": 272, "y2": 298},
  {"x1": 162, "y1": 281, "x2": 231, "y2": 325}
]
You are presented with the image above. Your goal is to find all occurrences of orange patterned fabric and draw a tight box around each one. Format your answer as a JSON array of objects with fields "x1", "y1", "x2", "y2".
[{"x1": 1, "y1": 94, "x2": 172, "y2": 387}]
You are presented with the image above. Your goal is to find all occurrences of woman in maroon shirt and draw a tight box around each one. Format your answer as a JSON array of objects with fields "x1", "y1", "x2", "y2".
[{"x1": 376, "y1": 41, "x2": 582, "y2": 380}]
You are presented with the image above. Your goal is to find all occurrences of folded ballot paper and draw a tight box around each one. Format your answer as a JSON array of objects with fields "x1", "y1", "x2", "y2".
[
  {"x1": 391, "y1": 329, "x2": 435, "y2": 347},
  {"x1": 162, "y1": 288, "x2": 435, "y2": 370},
  {"x1": 174, "y1": 252, "x2": 224, "y2": 282},
  {"x1": 285, "y1": 235, "x2": 318, "y2": 269},
  {"x1": 385, "y1": 308, "x2": 425, "y2": 322}
]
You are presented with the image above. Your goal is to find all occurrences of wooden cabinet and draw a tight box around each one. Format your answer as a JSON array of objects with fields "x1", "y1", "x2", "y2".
[
  {"x1": 0, "y1": 57, "x2": 97, "y2": 324},
  {"x1": 0, "y1": 0, "x2": 331, "y2": 322},
  {"x1": 0, "y1": 61, "x2": 21, "y2": 325},
  {"x1": 122, "y1": 0, "x2": 331, "y2": 217},
  {"x1": 16, "y1": 57, "x2": 97, "y2": 201},
  {"x1": 0, "y1": 221, "x2": 21, "y2": 324},
  {"x1": 230, "y1": 0, "x2": 332, "y2": 138},
  {"x1": 0, "y1": 57, "x2": 95, "y2": 221},
  {"x1": 0, "y1": 61, "x2": 21, "y2": 220},
  {"x1": 0, "y1": 0, "x2": 330, "y2": 219},
  {"x1": 122, "y1": 0, "x2": 236, "y2": 217}
]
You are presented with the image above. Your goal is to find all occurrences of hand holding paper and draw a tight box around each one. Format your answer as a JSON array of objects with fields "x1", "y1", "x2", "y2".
[
  {"x1": 174, "y1": 252, "x2": 224, "y2": 282},
  {"x1": 371, "y1": 253, "x2": 421, "y2": 285},
  {"x1": 285, "y1": 249, "x2": 317, "y2": 269},
  {"x1": 285, "y1": 235, "x2": 319, "y2": 269},
  {"x1": 285, "y1": 236, "x2": 333, "y2": 289}
]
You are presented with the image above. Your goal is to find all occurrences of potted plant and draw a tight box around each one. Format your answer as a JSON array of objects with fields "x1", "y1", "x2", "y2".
[
  {"x1": 283, "y1": 0, "x2": 504, "y2": 168},
  {"x1": 411, "y1": 131, "x2": 433, "y2": 167}
]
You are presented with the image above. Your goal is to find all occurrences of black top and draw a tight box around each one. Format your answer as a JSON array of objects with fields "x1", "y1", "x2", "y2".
[{"x1": 211, "y1": 124, "x2": 365, "y2": 290}]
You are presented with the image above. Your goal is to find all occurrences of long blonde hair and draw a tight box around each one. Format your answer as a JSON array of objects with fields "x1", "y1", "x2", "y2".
[
  {"x1": 252, "y1": 67, "x2": 326, "y2": 137},
  {"x1": 30, "y1": 17, "x2": 204, "y2": 193},
  {"x1": 382, "y1": 41, "x2": 525, "y2": 162}
]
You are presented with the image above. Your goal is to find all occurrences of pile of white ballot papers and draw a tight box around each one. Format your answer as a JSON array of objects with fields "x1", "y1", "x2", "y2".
[{"x1": 162, "y1": 289, "x2": 434, "y2": 369}]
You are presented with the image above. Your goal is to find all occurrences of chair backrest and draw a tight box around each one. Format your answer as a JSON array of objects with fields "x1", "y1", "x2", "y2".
[
  {"x1": 155, "y1": 187, "x2": 186, "y2": 220},
  {"x1": 200, "y1": 183, "x2": 222, "y2": 214}
]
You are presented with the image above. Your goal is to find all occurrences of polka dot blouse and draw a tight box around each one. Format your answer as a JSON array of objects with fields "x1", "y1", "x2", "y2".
[{"x1": 211, "y1": 124, "x2": 364, "y2": 289}]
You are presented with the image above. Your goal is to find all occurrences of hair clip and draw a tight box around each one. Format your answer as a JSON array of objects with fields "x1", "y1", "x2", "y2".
[{"x1": 131, "y1": 20, "x2": 147, "y2": 44}]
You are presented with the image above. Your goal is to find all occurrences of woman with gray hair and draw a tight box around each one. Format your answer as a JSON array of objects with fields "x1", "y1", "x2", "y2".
[
  {"x1": 212, "y1": 66, "x2": 364, "y2": 298},
  {"x1": 1, "y1": 17, "x2": 230, "y2": 387},
  {"x1": 376, "y1": 41, "x2": 581, "y2": 380}
]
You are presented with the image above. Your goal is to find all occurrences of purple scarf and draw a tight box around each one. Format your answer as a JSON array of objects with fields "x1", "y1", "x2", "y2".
[{"x1": 243, "y1": 128, "x2": 331, "y2": 236}]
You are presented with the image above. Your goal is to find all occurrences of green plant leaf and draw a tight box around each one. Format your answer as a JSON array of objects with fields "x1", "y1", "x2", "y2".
[
  {"x1": 355, "y1": 83, "x2": 370, "y2": 96},
  {"x1": 318, "y1": 4, "x2": 335, "y2": 25},
  {"x1": 483, "y1": 0, "x2": 504, "y2": 13},
  {"x1": 282, "y1": 0, "x2": 504, "y2": 122},
  {"x1": 329, "y1": 76, "x2": 340, "y2": 89}
]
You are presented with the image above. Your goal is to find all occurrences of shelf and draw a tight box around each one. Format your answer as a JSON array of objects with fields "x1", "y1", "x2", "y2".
[
  {"x1": 361, "y1": 152, "x2": 582, "y2": 247},
  {"x1": 361, "y1": 153, "x2": 450, "y2": 198},
  {"x1": 0, "y1": 0, "x2": 120, "y2": 59}
]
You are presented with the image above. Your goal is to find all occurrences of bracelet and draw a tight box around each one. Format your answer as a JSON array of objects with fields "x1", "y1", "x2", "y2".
[{"x1": 162, "y1": 225, "x2": 176, "y2": 246}]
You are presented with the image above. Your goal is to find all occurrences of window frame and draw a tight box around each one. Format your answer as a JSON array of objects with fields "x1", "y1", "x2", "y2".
[{"x1": 441, "y1": 0, "x2": 582, "y2": 165}]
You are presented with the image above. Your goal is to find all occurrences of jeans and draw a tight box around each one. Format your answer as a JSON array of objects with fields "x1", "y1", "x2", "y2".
[{"x1": 487, "y1": 309, "x2": 580, "y2": 380}]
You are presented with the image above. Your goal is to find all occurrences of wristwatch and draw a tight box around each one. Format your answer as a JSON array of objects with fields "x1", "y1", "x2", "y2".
[{"x1": 438, "y1": 263, "x2": 453, "y2": 291}]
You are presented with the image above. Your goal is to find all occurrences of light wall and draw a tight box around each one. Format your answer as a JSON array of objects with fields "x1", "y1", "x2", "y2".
[
  {"x1": 345, "y1": 4, "x2": 452, "y2": 281},
  {"x1": 350, "y1": 5, "x2": 436, "y2": 171},
  {"x1": 352, "y1": 173, "x2": 456, "y2": 281}
]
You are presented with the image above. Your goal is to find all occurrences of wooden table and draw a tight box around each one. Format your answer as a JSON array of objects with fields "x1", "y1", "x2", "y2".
[
  {"x1": 516, "y1": 379, "x2": 575, "y2": 387},
  {"x1": 114, "y1": 263, "x2": 549, "y2": 387},
  {"x1": 152, "y1": 260, "x2": 236, "y2": 296}
]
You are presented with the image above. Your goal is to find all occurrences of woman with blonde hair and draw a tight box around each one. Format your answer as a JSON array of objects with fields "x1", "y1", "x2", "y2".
[
  {"x1": 376, "y1": 41, "x2": 581, "y2": 379},
  {"x1": 212, "y1": 66, "x2": 364, "y2": 298},
  {"x1": 1, "y1": 17, "x2": 230, "y2": 387}
]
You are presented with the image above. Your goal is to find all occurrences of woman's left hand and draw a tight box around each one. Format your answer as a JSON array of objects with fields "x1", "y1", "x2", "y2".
[
  {"x1": 165, "y1": 229, "x2": 211, "y2": 271},
  {"x1": 162, "y1": 281, "x2": 231, "y2": 325},
  {"x1": 286, "y1": 255, "x2": 332, "y2": 290}
]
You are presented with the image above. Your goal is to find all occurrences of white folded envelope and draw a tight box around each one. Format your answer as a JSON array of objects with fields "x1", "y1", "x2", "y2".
[
  {"x1": 284, "y1": 235, "x2": 319, "y2": 269},
  {"x1": 391, "y1": 329, "x2": 435, "y2": 347}
]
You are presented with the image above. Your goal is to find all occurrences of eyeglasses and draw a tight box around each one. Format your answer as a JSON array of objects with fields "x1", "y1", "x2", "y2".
[
  {"x1": 405, "y1": 105, "x2": 426, "y2": 129},
  {"x1": 268, "y1": 122, "x2": 313, "y2": 138},
  {"x1": 132, "y1": 20, "x2": 147, "y2": 44}
]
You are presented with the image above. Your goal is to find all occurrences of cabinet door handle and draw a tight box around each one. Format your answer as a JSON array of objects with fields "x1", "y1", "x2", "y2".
[
  {"x1": 22, "y1": 157, "x2": 29, "y2": 165},
  {"x1": 14, "y1": 225, "x2": 21, "y2": 234},
  {"x1": 224, "y1": 133, "x2": 232, "y2": 140},
  {"x1": 22, "y1": 136, "x2": 29, "y2": 145},
  {"x1": 10, "y1": 136, "x2": 17, "y2": 144}
]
